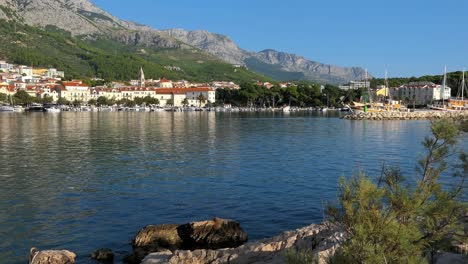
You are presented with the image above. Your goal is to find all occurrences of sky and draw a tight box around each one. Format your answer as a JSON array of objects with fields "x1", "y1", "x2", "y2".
[{"x1": 91, "y1": 0, "x2": 468, "y2": 78}]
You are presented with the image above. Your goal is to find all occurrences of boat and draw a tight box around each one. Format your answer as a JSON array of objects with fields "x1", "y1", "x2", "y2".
[
  {"x1": 0, "y1": 104, "x2": 14, "y2": 112},
  {"x1": 282, "y1": 105, "x2": 291, "y2": 112},
  {"x1": 27, "y1": 104, "x2": 45, "y2": 112},
  {"x1": 447, "y1": 69, "x2": 468, "y2": 110},
  {"x1": 13, "y1": 106, "x2": 24, "y2": 112},
  {"x1": 45, "y1": 107, "x2": 61, "y2": 113},
  {"x1": 0, "y1": 95, "x2": 15, "y2": 112},
  {"x1": 428, "y1": 66, "x2": 456, "y2": 111}
]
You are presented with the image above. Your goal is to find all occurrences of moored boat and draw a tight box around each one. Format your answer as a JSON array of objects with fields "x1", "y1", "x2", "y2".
[
  {"x1": 45, "y1": 107, "x2": 61, "y2": 113},
  {"x1": 0, "y1": 105, "x2": 14, "y2": 112},
  {"x1": 27, "y1": 104, "x2": 45, "y2": 112}
]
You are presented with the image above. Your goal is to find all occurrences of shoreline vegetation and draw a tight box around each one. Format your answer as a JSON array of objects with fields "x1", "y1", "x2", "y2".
[{"x1": 28, "y1": 119, "x2": 467, "y2": 264}]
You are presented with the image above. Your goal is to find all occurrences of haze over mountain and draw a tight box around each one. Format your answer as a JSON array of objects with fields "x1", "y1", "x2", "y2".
[{"x1": 0, "y1": 0, "x2": 368, "y2": 84}]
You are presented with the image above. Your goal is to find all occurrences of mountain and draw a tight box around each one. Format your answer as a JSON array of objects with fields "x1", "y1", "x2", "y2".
[
  {"x1": 0, "y1": 0, "x2": 181, "y2": 49},
  {"x1": 163, "y1": 29, "x2": 369, "y2": 84},
  {"x1": 0, "y1": 0, "x2": 271, "y2": 83},
  {"x1": 0, "y1": 0, "x2": 368, "y2": 84}
]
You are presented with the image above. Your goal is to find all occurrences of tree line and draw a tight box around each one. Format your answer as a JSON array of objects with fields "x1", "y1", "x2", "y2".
[{"x1": 215, "y1": 82, "x2": 362, "y2": 107}]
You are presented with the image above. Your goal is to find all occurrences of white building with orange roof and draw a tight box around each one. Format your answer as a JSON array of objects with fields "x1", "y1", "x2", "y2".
[
  {"x1": 94, "y1": 88, "x2": 123, "y2": 101},
  {"x1": 25, "y1": 85, "x2": 38, "y2": 97},
  {"x1": 62, "y1": 80, "x2": 90, "y2": 102},
  {"x1": 155, "y1": 87, "x2": 215, "y2": 107},
  {"x1": 0, "y1": 82, "x2": 15, "y2": 96},
  {"x1": 14, "y1": 81, "x2": 27, "y2": 90},
  {"x1": 157, "y1": 78, "x2": 173, "y2": 88}
]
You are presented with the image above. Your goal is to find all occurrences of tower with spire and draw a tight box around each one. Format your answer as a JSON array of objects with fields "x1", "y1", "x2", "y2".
[{"x1": 139, "y1": 67, "x2": 145, "y2": 88}]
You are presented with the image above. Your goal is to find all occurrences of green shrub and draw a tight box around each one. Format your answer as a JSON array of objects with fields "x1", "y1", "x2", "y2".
[{"x1": 327, "y1": 119, "x2": 467, "y2": 263}]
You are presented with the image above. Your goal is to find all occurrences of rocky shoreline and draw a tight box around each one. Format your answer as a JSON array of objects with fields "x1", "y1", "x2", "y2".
[
  {"x1": 28, "y1": 217, "x2": 467, "y2": 264},
  {"x1": 343, "y1": 110, "x2": 468, "y2": 121},
  {"x1": 141, "y1": 222, "x2": 342, "y2": 264}
]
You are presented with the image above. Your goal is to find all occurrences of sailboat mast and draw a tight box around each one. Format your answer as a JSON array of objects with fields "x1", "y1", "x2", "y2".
[
  {"x1": 365, "y1": 69, "x2": 372, "y2": 103},
  {"x1": 442, "y1": 66, "x2": 447, "y2": 104},
  {"x1": 385, "y1": 70, "x2": 390, "y2": 100},
  {"x1": 462, "y1": 68, "x2": 465, "y2": 101}
]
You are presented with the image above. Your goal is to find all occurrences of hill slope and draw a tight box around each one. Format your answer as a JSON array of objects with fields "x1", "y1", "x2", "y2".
[{"x1": 0, "y1": 19, "x2": 270, "y2": 83}]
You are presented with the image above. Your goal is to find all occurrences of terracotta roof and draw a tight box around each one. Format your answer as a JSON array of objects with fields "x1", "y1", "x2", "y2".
[{"x1": 156, "y1": 87, "x2": 213, "y2": 94}]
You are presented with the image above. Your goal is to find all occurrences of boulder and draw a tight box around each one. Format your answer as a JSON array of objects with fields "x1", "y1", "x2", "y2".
[
  {"x1": 177, "y1": 217, "x2": 248, "y2": 250},
  {"x1": 128, "y1": 218, "x2": 248, "y2": 263},
  {"x1": 128, "y1": 224, "x2": 183, "y2": 264},
  {"x1": 133, "y1": 224, "x2": 183, "y2": 250},
  {"x1": 29, "y1": 247, "x2": 76, "y2": 264},
  {"x1": 91, "y1": 248, "x2": 114, "y2": 263}
]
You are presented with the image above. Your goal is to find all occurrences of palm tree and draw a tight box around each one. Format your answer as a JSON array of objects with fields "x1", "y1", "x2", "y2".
[
  {"x1": 197, "y1": 93, "x2": 207, "y2": 107},
  {"x1": 182, "y1": 98, "x2": 189, "y2": 107}
]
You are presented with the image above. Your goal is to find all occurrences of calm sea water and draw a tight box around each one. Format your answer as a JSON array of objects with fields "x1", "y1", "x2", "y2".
[{"x1": 0, "y1": 112, "x2": 463, "y2": 263}]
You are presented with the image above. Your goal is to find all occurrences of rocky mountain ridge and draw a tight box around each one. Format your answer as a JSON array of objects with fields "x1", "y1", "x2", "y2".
[
  {"x1": 163, "y1": 29, "x2": 368, "y2": 83},
  {"x1": 0, "y1": 0, "x2": 368, "y2": 84}
]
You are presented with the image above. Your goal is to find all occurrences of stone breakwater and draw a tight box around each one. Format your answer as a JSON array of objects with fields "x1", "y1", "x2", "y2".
[{"x1": 344, "y1": 111, "x2": 468, "y2": 121}]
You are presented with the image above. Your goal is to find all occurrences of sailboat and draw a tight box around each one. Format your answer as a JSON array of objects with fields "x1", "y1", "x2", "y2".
[
  {"x1": 348, "y1": 69, "x2": 385, "y2": 114},
  {"x1": 428, "y1": 66, "x2": 454, "y2": 111},
  {"x1": 448, "y1": 69, "x2": 468, "y2": 110},
  {"x1": 0, "y1": 94, "x2": 14, "y2": 112}
]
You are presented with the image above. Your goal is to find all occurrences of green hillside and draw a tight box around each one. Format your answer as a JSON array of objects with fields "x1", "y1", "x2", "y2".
[{"x1": 0, "y1": 19, "x2": 272, "y2": 83}]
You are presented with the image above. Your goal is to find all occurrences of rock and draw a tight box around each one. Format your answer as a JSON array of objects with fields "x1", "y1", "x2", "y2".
[
  {"x1": 142, "y1": 223, "x2": 343, "y2": 264},
  {"x1": 91, "y1": 248, "x2": 114, "y2": 263},
  {"x1": 133, "y1": 224, "x2": 183, "y2": 250},
  {"x1": 177, "y1": 217, "x2": 248, "y2": 250},
  {"x1": 129, "y1": 218, "x2": 248, "y2": 263},
  {"x1": 29, "y1": 247, "x2": 76, "y2": 264},
  {"x1": 128, "y1": 224, "x2": 183, "y2": 263}
]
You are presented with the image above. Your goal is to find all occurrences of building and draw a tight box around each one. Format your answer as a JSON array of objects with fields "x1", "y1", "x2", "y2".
[
  {"x1": 0, "y1": 83, "x2": 15, "y2": 96},
  {"x1": 59, "y1": 80, "x2": 90, "y2": 102},
  {"x1": 45, "y1": 68, "x2": 65, "y2": 78},
  {"x1": 155, "y1": 87, "x2": 216, "y2": 107},
  {"x1": 157, "y1": 78, "x2": 173, "y2": 88},
  {"x1": 339, "y1": 80, "x2": 370, "y2": 91},
  {"x1": 389, "y1": 82, "x2": 451, "y2": 105},
  {"x1": 0, "y1": 61, "x2": 12, "y2": 71},
  {"x1": 376, "y1": 85, "x2": 389, "y2": 97},
  {"x1": 19, "y1": 66, "x2": 33, "y2": 77}
]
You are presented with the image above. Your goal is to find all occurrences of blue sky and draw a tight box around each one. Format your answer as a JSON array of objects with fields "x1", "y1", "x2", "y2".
[{"x1": 92, "y1": 0, "x2": 467, "y2": 78}]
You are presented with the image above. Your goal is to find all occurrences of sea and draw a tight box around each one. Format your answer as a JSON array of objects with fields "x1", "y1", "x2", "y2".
[{"x1": 0, "y1": 111, "x2": 465, "y2": 263}]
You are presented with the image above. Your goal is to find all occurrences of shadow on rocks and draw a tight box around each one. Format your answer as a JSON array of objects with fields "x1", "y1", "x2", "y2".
[{"x1": 125, "y1": 217, "x2": 248, "y2": 263}]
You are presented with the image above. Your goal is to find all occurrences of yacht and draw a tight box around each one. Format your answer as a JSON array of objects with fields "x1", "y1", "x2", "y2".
[
  {"x1": 27, "y1": 104, "x2": 45, "y2": 112},
  {"x1": 0, "y1": 105, "x2": 14, "y2": 112},
  {"x1": 45, "y1": 107, "x2": 61, "y2": 113}
]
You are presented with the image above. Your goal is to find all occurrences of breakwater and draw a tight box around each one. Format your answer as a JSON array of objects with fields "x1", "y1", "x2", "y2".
[{"x1": 344, "y1": 111, "x2": 468, "y2": 120}]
